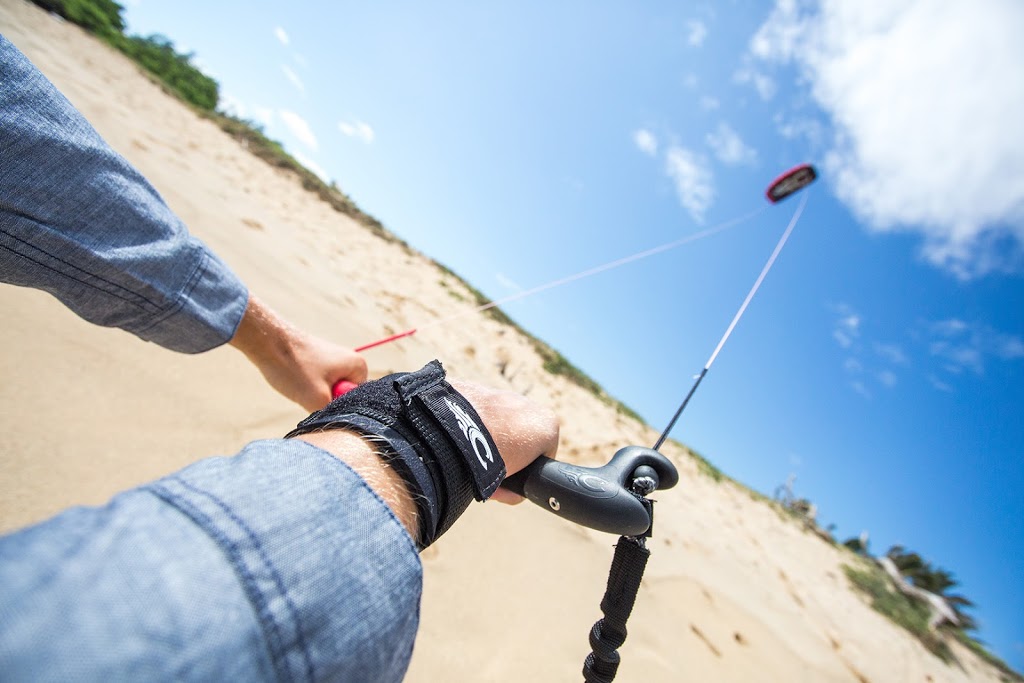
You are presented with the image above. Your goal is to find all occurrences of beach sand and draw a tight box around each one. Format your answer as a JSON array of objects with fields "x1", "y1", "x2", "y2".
[{"x1": 0, "y1": 2, "x2": 1009, "y2": 681}]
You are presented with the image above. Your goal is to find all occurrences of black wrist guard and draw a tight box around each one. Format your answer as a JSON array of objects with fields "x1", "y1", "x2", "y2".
[{"x1": 286, "y1": 360, "x2": 506, "y2": 549}]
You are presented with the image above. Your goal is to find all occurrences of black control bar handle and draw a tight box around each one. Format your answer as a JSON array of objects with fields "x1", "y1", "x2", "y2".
[{"x1": 500, "y1": 446, "x2": 679, "y2": 536}]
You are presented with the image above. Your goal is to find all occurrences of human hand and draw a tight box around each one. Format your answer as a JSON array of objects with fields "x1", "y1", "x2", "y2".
[
  {"x1": 230, "y1": 295, "x2": 368, "y2": 411},
  {"x1": 292, "y1": 373, "x2": 559, "y2": 543},
  {"x1": 451, "y1": 380, "x2": 560, "y2": 505}
]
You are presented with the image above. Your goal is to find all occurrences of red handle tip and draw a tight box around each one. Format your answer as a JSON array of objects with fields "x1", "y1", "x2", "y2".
[{"x1": 332, "y1": 380, "x2": 358, "y2": 398}]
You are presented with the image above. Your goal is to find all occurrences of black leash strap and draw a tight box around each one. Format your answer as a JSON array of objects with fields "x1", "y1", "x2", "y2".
[
  {"x1": 502, "y1": 446, "x2": 675, "y2": 681},
  {"x1": 582, "y1": 503, "x2": 653, "y2": 683}
]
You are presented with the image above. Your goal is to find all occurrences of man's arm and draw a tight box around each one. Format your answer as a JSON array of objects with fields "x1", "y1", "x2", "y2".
[
  {"x1": 0, "y1": 36, "x2": 365, "y2": 407},
  {"x1": 0, "y1": 35, "x2": 247, "y2": 354},
  {"x1": 0, "y1": 437, "x2": 423, "y2": 683},
  {"x1": 0, "y1": 376, "x2": 559, "y2": 681}
]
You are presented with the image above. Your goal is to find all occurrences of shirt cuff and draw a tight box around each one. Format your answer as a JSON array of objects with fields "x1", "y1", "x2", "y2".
[{"x1": 131, "y1": 241, "x2": 249, "y2": 353}]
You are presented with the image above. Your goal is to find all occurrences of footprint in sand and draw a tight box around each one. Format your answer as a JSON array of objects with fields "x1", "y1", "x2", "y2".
[
  {"x1": 777, "y1": 568, "x2": 806, "y2": 607},
  {"x1": 689, "y1": 624, "x2": 722, "y2": 657}
]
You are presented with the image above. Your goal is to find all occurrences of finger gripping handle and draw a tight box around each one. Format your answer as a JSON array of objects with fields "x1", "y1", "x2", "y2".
[{"x1": 501, "y1": 446, "x2": 679, "y2": 535}]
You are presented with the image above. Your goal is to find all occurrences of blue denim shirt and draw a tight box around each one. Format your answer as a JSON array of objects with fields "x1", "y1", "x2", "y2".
[
  {"x1": 0, "y1": 34, "x2": 244, "y2": 353},
  {"x1": 0, "y1": 36, "x2": 423, "y2": 681}
]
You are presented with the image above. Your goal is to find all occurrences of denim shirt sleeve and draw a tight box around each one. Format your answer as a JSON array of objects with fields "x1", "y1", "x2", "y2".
[
  {"x1": 0, "y1": 439, "x2": 423, "y2": 682},
  {"x1": 0, "y1": 35, "x2": 247, "y2": 353}
]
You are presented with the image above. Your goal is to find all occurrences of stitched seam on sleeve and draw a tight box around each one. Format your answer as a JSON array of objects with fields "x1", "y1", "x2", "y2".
[
  {"x1": 290, "y1": 439, "x2": 422, "y2": 559},
  {"x1": 132, "y1": 245, "x2": 208, "y2": 336},
  {"x1": 144, "y1": 482, "x2": 314, "y2": 683},
  {"x1": 0, "y1": 221, "x2": 163, "y2": 309}
]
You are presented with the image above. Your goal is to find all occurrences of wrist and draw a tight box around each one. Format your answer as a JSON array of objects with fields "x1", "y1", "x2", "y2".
[
  {"x1": 293, "y1": 430, "x2": 420, "y2": 542},
  {"x1": 287, "y1": 361, "x2": 506, "y2": 549},
  {"x1": 229, "y1": 294, "x2": 297, "y2": 366}
]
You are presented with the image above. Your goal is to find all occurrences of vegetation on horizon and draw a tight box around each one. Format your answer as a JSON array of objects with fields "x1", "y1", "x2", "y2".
[
  {"x1": 843, "y1": 547, "x2": 1022, "y2": 681},
  {"x1": 885, "y1": 545, "x2": 977, "y2": 631},
  {"x1": 33, "y1": 0, "x2": 217, "y2": 111},
  {"x1": 843, "y1": 562, "x2": 957, "y2": 664}
]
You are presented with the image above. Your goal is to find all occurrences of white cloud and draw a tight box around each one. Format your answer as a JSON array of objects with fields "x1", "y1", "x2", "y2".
[
  {"x1": 699, "y1": 96, "x2": 720, "y2": 111},
  {"x1": 851, "y1": 380, "x2": 871, "y2": 399},
  {"x1": 495, "y1": 272, "x2": 522, "y2": 292},
  {"x1": 733, "y1": 64, "x2": 776, "y2": 100},
  {"x1": 832, "y1": 310, "x2": 1020, "y2": 393},
  {"x1": 252, "y1": 106, "x2": 274, "y2": 129},
  {"x1": 686, "y1": 20, "x2": 708, "y2": 47},
  {"x1": 751, "y1": 0, "x2": 1024, "y2": 278},
  {"x1": 292, "y1": 151, "x2": 330, "y2": 183},
  {"x1": 218, "y1": 94, "x2": 275, "y2": 131},
  {"x1": 279, "y1": 110, "x2": 318, "y2": 150},
  {"x1": 218, "y1": 92, "x2": 247, "y2": 119},
  {"x1": 189, "y1": 56, "x2": 217, "y2": 80},
  {"x1": 924, "y1": 318, "x2": 1024, "y2": 376},
  {"x1": 281, "y1": 65, "x2": 305, "y2": 94},
  {"x1": 706, "y1": 122, "x2": 758, "y2": 166},
  {"x1": 833, "y1": 330, "x2": 853, "y2": 349},
  {"x1": 835, "y1": 309, "x2": 903, "y2": 391},
  {"x1": 930, "y1": 341, "x2": 984, "y2": 375},
  {"x1": 933, "y1": 318, "x2": 969, "y2": 337},
  {"x1": 874, "y1": 342, "x2": 908, "y2": 365},
  {"x1": 274, "y1": 26, "x2": 290, "y2": 46},
  {"x1": 665, "y1": 146, "x2": 714, "y2": 222},
  {"x1": 773, "y1": 113, "x2": 825, "y2": 145},
  {"x1": 633, "y1": 128, "x2": 658, "y2": 156},
  {"x1": 832, "y1": 305, "x2": 861, "y2": 349},
  {"x1": 927, "y1": 374, "x2": 954, "y2": 393},
  {"x1": 682, "y1": 73, "x2": 699, "y2": 89},
  {"x1": 338, "y1": 120, "x2": 375, "y2": 144},
  {"x1": 998, "y1": 336, "x2": 1024, "y2": 360}
]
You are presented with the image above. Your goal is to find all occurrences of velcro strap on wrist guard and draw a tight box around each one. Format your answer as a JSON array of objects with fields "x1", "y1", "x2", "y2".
[{"x1": 285, "y1": 360, "x2": 505, "y2": 549}]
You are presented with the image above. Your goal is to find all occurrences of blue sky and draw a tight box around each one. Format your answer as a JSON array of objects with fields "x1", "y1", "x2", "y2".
[{"x1": 121, "y1": 0, "x2": 1024, "y2": 667}]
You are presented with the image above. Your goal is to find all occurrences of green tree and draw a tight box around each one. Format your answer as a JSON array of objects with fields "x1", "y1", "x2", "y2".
[
  {"x1": 886, "y1": 545, "x2": 977, "y2": 631},
  {"x1": 33, "y1": 0, "x2": 125, "y2": 37},
  {"x1": 118, "y1": 34, "x2": 219, "y2": 111},
  {"x1": 843, "y1": 536, "x2": 868, "y2": 555},
  {"x1": 28, "y1": 0, "x2": 218, "y2": 111}
]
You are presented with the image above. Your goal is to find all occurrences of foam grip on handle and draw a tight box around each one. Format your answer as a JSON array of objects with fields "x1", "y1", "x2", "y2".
[
  {"x1": 500, "y1": 447, "x2": 678, "y2": 536},
  {"x1": 332, "y1": 380, "x2": 359, "y2": 398}
]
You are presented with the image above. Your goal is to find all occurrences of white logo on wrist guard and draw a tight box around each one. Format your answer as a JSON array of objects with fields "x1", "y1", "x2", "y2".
[{"x1": 444, "y1": 398, "x2": 494, "y2": 469}]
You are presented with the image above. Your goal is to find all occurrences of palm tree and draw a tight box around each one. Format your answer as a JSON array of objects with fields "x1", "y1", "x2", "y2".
[
  {"x1": 886, "y1": 545, "x2": 977, "y2": 631},
  {"x1": 843, "y1": 531, "x2": 870, "y2": 556}
]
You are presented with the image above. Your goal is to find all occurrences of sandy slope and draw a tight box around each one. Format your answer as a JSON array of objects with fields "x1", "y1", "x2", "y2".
[{"x1": 0, "y1": 2, "x2": 1008, "y2": 681}]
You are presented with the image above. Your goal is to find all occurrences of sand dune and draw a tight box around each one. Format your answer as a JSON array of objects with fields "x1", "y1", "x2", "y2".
[{"x1": 0, "y1": 2, "x2": 1008, "y2": 681}]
